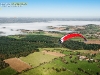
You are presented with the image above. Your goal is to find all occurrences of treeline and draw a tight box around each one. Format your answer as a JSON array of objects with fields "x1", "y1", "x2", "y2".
[
  {"x1": 0, "y1": 35, "x2": 60, "y2": 58},
  {"x1": 63, "y1": 40, "x2": 100, "y2": 50}
]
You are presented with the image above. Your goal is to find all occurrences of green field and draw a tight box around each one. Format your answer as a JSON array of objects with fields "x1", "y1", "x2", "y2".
[
  {"x1": 20, "y1": 51, "x2": 57, "y2": 67},
  {"x1": 18, "y1": 48, "x2": 100, "y2": 75}
]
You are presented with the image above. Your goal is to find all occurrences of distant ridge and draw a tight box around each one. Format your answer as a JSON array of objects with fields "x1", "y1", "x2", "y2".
[{"x1": 0, "y1": 18, "x2": 100, "y2": 23}]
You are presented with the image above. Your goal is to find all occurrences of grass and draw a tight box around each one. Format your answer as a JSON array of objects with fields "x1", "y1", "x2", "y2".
[
  {"x1": 19, "y1": 48, "x2": 100, "y2": 75},
  {"x1": 39, "y1": 48, "x2": 69, "y2": 52},
  {"x1": 0, "y1": 67, "x2": 17, "y2": 75},
  {"x1": 19, "y1": 63, "x2": 74, "y2": 75},
  {"x1": 28, "y1": 31, "x2": 45, "y2": 35},
  {"x1": 93, "y1": 53, "x2": 100, "y2": 59},
  {"x1": 8, "y1": 35, "x2": 26, "y2": 39},
  {"x1": 20, "y1": 52, "x2": 56, "y2": 67},
  {"x1": 20, "y1": 56, "x2": 99, "y2": 75}
]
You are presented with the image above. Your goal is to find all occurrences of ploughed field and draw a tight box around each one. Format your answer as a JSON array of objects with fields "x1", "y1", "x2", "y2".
[{"x1": 4, "y1": 58, "x2": 32, "y2": 72}]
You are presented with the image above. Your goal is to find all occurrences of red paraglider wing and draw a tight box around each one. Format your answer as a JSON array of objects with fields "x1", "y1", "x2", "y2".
[{"x1": 60, "y1": 33, "x2": 86, "y2": 43}]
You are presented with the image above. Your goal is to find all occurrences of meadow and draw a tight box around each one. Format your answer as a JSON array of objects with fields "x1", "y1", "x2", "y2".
[
  {"x1": 20, "y1": 51, "x2": 57, "y2": 67},
  {"x1": 18, "y1": 48, "x2": 100, "y2": 75}
]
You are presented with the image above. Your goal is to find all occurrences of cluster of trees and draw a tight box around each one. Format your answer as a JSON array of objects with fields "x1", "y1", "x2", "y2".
[{"x1": 63, "y1": 40, "x2": 100, "y2": 50}]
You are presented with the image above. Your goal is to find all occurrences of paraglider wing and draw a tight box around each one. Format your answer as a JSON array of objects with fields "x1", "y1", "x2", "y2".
[{"x1": 60, "y1": 33, "x2": 87, "y2": 43}]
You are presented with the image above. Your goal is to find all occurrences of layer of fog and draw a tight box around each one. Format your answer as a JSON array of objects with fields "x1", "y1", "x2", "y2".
[{"x1": 0, "y1": 21, "x2": 100, "y2": 36}]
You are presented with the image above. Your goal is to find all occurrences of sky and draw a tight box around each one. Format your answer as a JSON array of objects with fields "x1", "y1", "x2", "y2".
[{"x1": 0, "y1": 0, "x2": 100, "y2": 18}]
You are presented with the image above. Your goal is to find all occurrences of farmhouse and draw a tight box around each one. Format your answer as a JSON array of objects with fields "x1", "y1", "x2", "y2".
[{"x1": 79, "y1": 56, "x2": 87, "y2": 61}]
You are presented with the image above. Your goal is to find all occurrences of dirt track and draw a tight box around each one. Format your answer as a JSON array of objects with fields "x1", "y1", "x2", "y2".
[
  {"x1": 4, "y1": 58, "x2": 31, "y2": 72},
  {"x1": 84, "y1": 40, "x2": 100, "y2": 44},
  {"x1": 42, "y1": 50, "x2": 65, "y2": 57}
]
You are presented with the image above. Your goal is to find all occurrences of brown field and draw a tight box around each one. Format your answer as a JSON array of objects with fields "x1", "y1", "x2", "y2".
[
  {"x1": 42, "y1": 50, "x2": 65, "y2": 57},
  {"x1": 76, "y1": 50, "x2": 100, "y2": 54},
  {"x1": 89, "y1": 50, "x2": 100, "y2": 54},
  {"x1": 4, "y1": 58, "x2": 32, "y2": 72},
  {"x1": 84, "y1": 40, "x2": 100, "y2": 44},
  {"x1": 85, "y1": 50, "x2": 100, "y2": 54}
]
